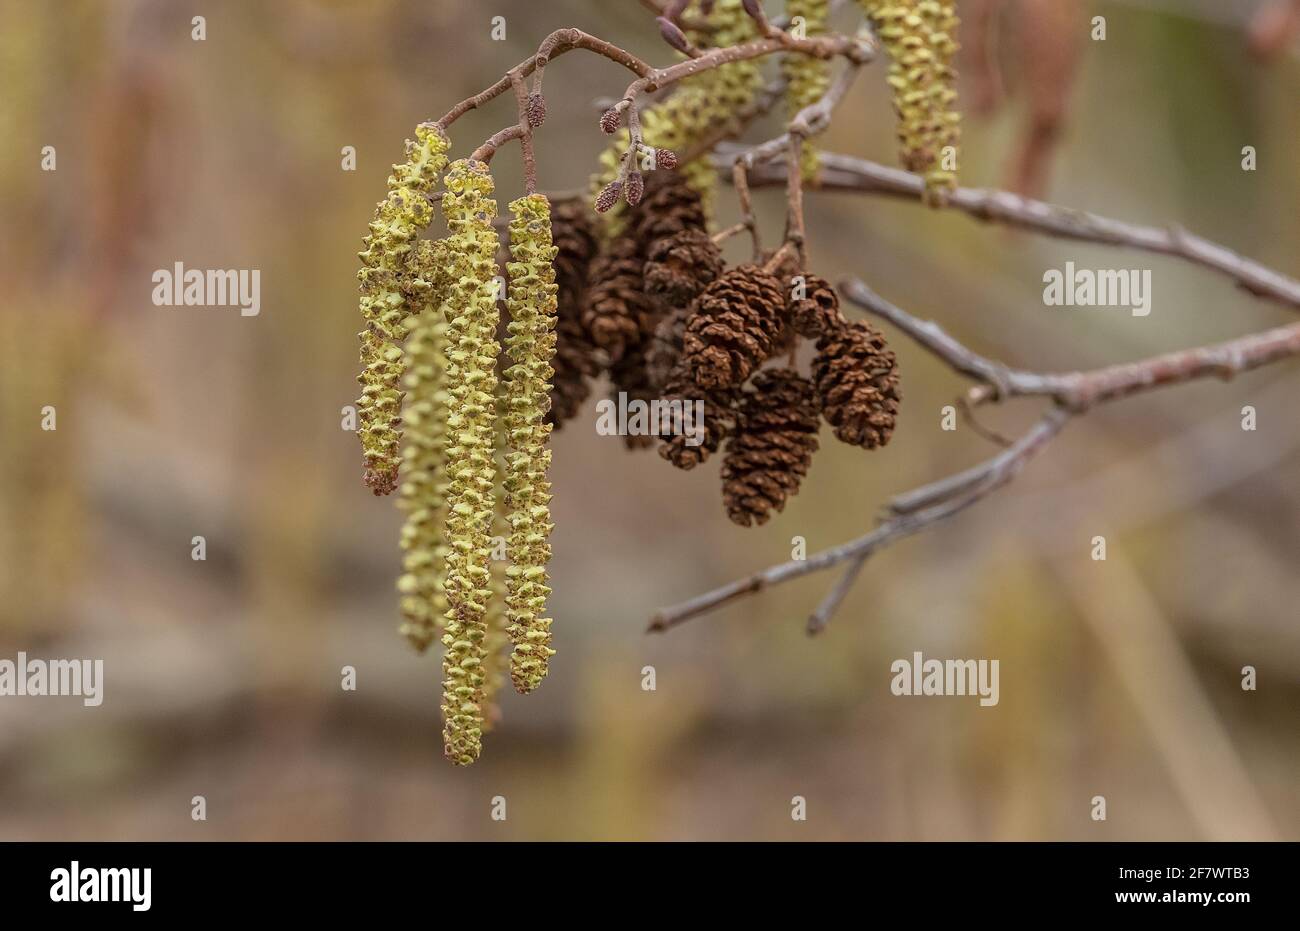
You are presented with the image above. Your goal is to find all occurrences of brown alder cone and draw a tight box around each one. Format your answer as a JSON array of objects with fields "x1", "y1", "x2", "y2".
[
  {"x1": 632, "y1": 170, "x2": 708, "y2": 244},
  {"x1": 646, "y1": 303, "x2": 690, "y2": 392},
  {"x1": 549, "y1": 200, "x2": 601, "y2": 427},
  {"x1": 720, "y1": 368, "x2": 821, "y2": 527},
  {"x1": 608, "y1": 351, "x2": 659, "y2": 450},
  {"x1": 787, "y1": 273, "x2": 846, "y2": 339},
  {"x1": 582, "y1": 236, "x2": 653, "y2": 364},
  {"x1": 644, "y1": 229, "x2": 725, "y2": 306},
  {"x1": 812, "y1": 319, "x2": 901, "y2": 449},
  {"x1": 658, "y1": 360, "x2": 741, "y2": 470},
  {"x1": 682, "y1": 265, "x2": 787, "y2": 389}
]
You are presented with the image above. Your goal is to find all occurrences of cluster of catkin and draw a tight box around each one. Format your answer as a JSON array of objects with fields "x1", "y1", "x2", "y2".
[{"x1": 354, "y1": 129, "x2": 559, "y2": 765}]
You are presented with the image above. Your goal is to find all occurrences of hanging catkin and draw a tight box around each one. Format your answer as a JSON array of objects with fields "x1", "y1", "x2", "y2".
[
  {"x1": 502, "y1": 194, "x2": 559, "y2": 694},
  {"x1": 860, "y1": 1, "x2": 961, "y2": 204},
  {"x1": 782, "y1": 0, "x2": 832, "y2": 181},
  {"x1": 439, "y1": 159, "x2": 502, "y2": 766},
  {"x1": 396, "y1": 241, "x2": 454, "y2": 653},
  {"x1": 355, "y1": 124, "x2": 450, "y2": 495}
]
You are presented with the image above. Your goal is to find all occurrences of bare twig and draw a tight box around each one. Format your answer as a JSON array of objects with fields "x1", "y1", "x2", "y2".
[
  {"x1": 434, "y1": 29, "x2": 653, "y2": 131},
  {"x1": 609, "y1": 30, "x2": 873, "y2": 127},
  {"x1": 738, "y1": 152, "x2": 1300, "y2": 312},
  {"x1": 842, "y1": 279, "x2": 1300, "y2": 411},
  {"x1": 649, "y1": 406, "x2": 1068, "y2": 633}
]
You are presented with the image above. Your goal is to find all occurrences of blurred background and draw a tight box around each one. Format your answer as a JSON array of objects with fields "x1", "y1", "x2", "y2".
[{"x1": 0, "y1": 0, "x2": 1296, "y2": 841}]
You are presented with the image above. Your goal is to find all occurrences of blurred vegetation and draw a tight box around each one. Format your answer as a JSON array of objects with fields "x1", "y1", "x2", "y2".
[{"x1": 0, "y1": 0, "x2": 1296, "y2": 840}]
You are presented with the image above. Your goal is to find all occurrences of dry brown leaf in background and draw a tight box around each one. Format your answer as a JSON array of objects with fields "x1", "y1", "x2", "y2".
[
  {"x1": 1247, "y1": 0, "x2": 1300, "y2": 60},
  {"x1": 1007, "y1": 0, "x2": 1085, "y2": 197},
  {"x1": 961, "y1": 0, "x2": 1008, "y2": 115}
]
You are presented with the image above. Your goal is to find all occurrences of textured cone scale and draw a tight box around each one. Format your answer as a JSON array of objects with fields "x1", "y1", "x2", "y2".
[
  {"x1": 550, "y1": 200, "x2": 599, "y2": 297},
  {"x1": 582, "y1": 236, "x2": 653, "y2": 364},
  {"x1": 813, "y1": 319, "x2": 902, "y2": 449},
  {"x1": 548, "y1": 201, "x2": 601, "y2": 427},
  {"x1": 550, "y1": 315, "x2": 599, "y2": 426},
  {"x1": 658, "y1": 360, "x2": 741, "y2": 470},
  {"x1": 644, "y1": 229, "x2": 725, "y2": 306},
  {"x1": 633, "y1": 171, "x2": 709, "y2": 245},
  {"x1": 788, "y1": 273, "x2": 847, "y2": 339},
  {"x1": 646, "y1": 304, "x2": 690, "y2": 393},
  {"x1": 682, "y1": 265, "x2": 787, "y2": 389},
  {"x1": 608, "y1": 351, "x2": 660, "y2": 450},
  {"x1": 721, "y1": 368, "x2": 821, "y2": 526}
]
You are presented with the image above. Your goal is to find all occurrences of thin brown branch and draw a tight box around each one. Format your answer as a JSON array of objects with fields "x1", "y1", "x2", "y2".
[
  {"x1": 511, "y1": 73, "x2": 538, "y2": 192},
  {"x1": 649, "y1": 408, "x2": 1069, "y2": 634},
  {"x1": 785, "y1": 133, "x2": 807, "y2": 263},
  {"x1": 433, "y1": 29, "x2": 653, "y2": 130},
  {"x1": 842, "y1": 278, "x2": 1300, "y2": 410},
  {"x1": 738, "y1": 152, "x2": 1300, "y2": 312},
  {"x1": 610, "y1": 30, "x2": 873, "y2": 126}
]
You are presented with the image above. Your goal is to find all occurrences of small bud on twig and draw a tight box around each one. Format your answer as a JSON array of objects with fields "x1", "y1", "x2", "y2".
[
  {"x1": 595, "y1": 180, "x2": 623, "y2": 213},
  {"x1": 657, "y1": 16, "x2": 692, "y2": 55},
  {"x1": 599, "y1": 107, "x2": 622, "y2": 135},
  {"x1": 625, "y1": 171, "x2": 645, "y2": 206},
  {"x1": 741, "y1": 0, "x2": 767, "y2": 26},
  {"x1": 526, "y1": 92, "x2": 546, "y2": 128}
]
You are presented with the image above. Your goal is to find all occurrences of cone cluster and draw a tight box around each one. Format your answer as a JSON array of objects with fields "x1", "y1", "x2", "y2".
[{"x1": 561, "y1": 170, "x2": 903, "y2": 524}]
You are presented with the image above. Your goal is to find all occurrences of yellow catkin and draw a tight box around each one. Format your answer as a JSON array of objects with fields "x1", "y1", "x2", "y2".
[
  {"x1": 396, "y1": 240, "x2": 454, "y2": 653},
  {"x1": 502, "y1": 194, "x2": 559, "y2": 694},
  {"x1": 860, "y1": 0, "x2": 961, "y2": 204},
  {"x1": 782, "y1": 0, "x2": 832, "y2": 182},
  {"x1": 592, "y1": 0, "x2": 763, "y2": 232},
  {"x1": 438, "y1": 159, "x2": 502, "y2": 765},
  {"x1": 355, "y1": 124, "x2": 450, "y2": 495}
]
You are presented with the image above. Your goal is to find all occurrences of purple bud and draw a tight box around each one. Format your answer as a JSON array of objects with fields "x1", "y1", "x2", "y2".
[
  {"x1": 526, "y1": 93, "x2": 546, "y2": 128},
  {"x1": 657, "y1": 16, "x2": 691, "y2": 55},
  {"x1": 595, "y1": 181, "x2": 623, "y2": 213},
  {"x1": 624, "y1": 171, "x2": 645, "y2": 207}
]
